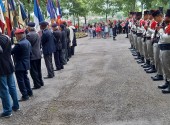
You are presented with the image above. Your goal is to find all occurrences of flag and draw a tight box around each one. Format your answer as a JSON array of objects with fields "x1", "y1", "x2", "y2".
[
  {"x1": 34, "y1": 0, "x2": 44, "y2": 30},
  {"x1": 47, "y1": 0, "x2": 56, "y2": 19},
  {"x1": 18, "y1": 1, "x2": 27, "y2": 28},
  {"x1": 0, "y1": 0, "x2": 5, "y2": 33},
  {"x1": 4, "y1": 0, "x2": 12, "y2": 36},
  {"x1": 56, "y1": 0, "x2": 62, "y2": 18}
]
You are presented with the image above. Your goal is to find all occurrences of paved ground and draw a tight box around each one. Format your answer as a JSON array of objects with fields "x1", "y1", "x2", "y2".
[{"x1": 1, "y1": 34, "x2": 170, "y2": 125}]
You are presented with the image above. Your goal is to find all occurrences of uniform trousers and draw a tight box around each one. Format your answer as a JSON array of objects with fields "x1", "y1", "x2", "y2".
[
  {"x1": 30, "y1": 59, "x2": 44, "y2": 88},
  {"x1": 153, "y1": 43, "x2": 163, "y2": 75},
  {"x1": 160, "y1": 50, "x2": 170, "y2": 81},
  {"x1": 15, "y1": 70, "x2": 32, "y2": 98},
  {"x1": 137, "y1": 36, "x2": 142, "y2": 54},
  {"x1": 142, "y1": 39, "x2": 149, "y2": 60},
  {"x1": 54, "y1": 50, "x2": 63, "y2": 70},
  {"x1": 44, "y1": 54, "x2": 54, "y2": 77},
  {"x1": 146, "y1": 40, "x2": 154, "y2": 65}
]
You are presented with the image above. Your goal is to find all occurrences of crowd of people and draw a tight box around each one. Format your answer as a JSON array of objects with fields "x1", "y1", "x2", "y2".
[
  {"x1": 0, "y1": 21, "x2": 77, "y2": 118},
  {"x1": 128, "y1": 8, "x2": 170, "y2": 94},
  {"x1": 87, "y1": 20, "x2": 129, "y2": 40}
]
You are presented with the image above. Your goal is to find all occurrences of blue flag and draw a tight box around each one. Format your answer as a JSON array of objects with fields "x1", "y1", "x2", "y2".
[{"x1": 34, "y1": 0, "x2": 44, "y2": 25}]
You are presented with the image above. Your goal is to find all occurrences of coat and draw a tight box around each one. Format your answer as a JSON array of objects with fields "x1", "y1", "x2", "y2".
[
  {"x1": 53, "y1": 30, "x2": 62, "y2": 51},
  {"x1": 11, "y1": 38, "x2": 31, "y2": 71},
  {"x1": 0, "y1": 34, "x2": 14, "y2": 76},
  {"x1": 26, "y1": 31, "x2": 42, "y2": 60},
  {"x1": 61, "y1": 30, "x2": 67, "y2": 49},
  {"x1": 41, "y1": 29, "x2": 56, "y2": 55}
]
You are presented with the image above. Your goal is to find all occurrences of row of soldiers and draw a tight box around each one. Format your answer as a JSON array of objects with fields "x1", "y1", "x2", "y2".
[
  {"x1": 0, "y1": 20, "x2": 77, "y2": 117},
  {"x1": 128, "y1": 8, "x2": 170, "y2": 94}
]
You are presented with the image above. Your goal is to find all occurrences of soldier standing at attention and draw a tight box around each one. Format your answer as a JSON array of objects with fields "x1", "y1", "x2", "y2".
[
  {"x1": 26, "y1": 22, "x2": 44, "y2": 89},
  {"x1": 12, "y1": 28, "x2": 33, "y2": 101},
  {"x1": 40, "y1": 21, "x2": 56, "y2": 79},
  {"x1": 158, "y1": 9, "x2": 170, "y2": 93}
]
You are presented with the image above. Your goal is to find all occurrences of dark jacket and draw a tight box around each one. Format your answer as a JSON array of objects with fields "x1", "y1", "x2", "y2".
[
  {"x1": 27, "y1": 31, "x2": 42, "y2": 60},
  {"x1": 12, "y1": 38, "x2": 31, "y2": 71},
  {"x1": 72, "y1": 30, "x2": 77, "y2": 47},
  {"x1": 53, "y1": 30, "x2": 62, "y2": 50},
  {"x1": 0, "y1": 34, "x2": 14, "y2": 76},
  {"x1": 41, "y1": 29, "x2": 56, "y2": 55},
  {"x1": 61, "y1": 30, "x2": 67, "y2": 49}
]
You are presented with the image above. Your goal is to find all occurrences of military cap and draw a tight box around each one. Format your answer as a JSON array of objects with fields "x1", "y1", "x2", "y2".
[
  {"x1": 60, "y1": 24, "x2": 65, "y2": 29},
  {"x1": 136, "y1": 12, "x2": 142, "y2": 17},
  {"x1": 144, "y1": 10, "x2": 149, "y2": 15},
  {"x1": 39, "y1": 21, "x2": 49, "y2": 26},
  {"x1": 149, "y1": 10, "x2": 155, "y2": 15},
  {"x1": 165, "y1": 9, "x2": 170, "y2": 17},
  {"x1": 51, "y1": 23, "x2": 58, "y2": 28},
  {"x1": 15, "y1": 28, "x2": 25, "y2": 34},
  {"x1": 152, "y1": 10, "x2": 162, "y2": 17},
  {"x1": 129, "y1": 12, "x2": 133, "y2": 15},
  {"x1": 158, "y1": 7, "x2": 163, "y2": 14},
  {"x1": 27, "y1": 22, "x2": 35, "y2": 27}
]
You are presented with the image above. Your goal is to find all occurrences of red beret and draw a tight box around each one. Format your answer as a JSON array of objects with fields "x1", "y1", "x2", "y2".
[{"x1": 15, "y1": 28, "x2": 25, "y2": 34}]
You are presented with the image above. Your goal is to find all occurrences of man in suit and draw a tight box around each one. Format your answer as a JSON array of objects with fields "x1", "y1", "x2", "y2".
[
  {"x1": 26, "y1": 22, "x2": 44, "y2": 89},
  {"x1": 0, "y1": 28, "x2": 19, "y2": 118},
  {"x1": 40, "y1": 21, "x2": 56, "y2": 78},
  {"x1": 11, "y1": 28, "x2": 33, "y2": 102},
  {"x1": 52, "y1": 23, "x2": 64, "y2": 71},
  {"x1": 60, "y1": 24, "x2": 67, "y2": 65}
]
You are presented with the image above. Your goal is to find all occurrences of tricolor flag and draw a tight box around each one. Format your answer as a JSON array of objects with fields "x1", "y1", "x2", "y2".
[
  {"x1": 34, "y1": 0, "x2": 44, "y2": 30},
  {"x1": 18, "y1": 1, "x2": 27, "y2": 28},
  {"x1": 0, "y1": 0, "x2": 5, "y2": 33},
  {"x1": 46, "y1": 0, "x2": 56, "y2": 24},
  {"x1": 56, "y1": 0, "x2": 62, "y2": 18},
  {"x1": 4, "y1": 0, "x2": 12, "y2": 36}
]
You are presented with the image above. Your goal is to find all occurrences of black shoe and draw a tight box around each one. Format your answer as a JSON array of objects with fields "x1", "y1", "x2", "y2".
[
  {"x1": 44, "y1": 76, "x2": 54, "y2": 79},
  {"x1": 144, "y1": 67, "x2": 152, "y2": 71},
  {"x1": 61, "y1": 66, "x2": 64, "y2": 69},
  {"x1": 32, "y1": 87, "x2": 41, "y2": 90},
  {"x1": 137, "y1": 60, "x2": 145, "y2": 64},
  {"x1": 146, "y1": 69, "x2": 157, "y2": 73},
  {"x1": 143, "y1": 64, "x2": 150, "y2": 68},
  {"x1": 158, "y1": 84, "x2": 169, "y2": 89},
  {"x1": 12, "y1": 107, "x2": 20, "y2": 112},
  {"x1": 54, "y1": 68, "x2": 61, "y2": 71},
  {"x1": 151, "y1": 75, "x2": 163, "y2": 81},
  {"x1": 162, "y1": 87, "x2": 170, "y2": 94},
  {"x1": 0, "y1": 113, "x2": 12, "y2": 118},
  {"x1": 18, "y1": 97, "x2": 29, "y2": 102}
]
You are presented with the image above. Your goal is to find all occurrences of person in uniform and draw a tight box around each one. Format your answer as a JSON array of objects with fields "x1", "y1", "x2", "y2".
[
  {"x1": 12, "y1": 28, "x2": 33, "y2": 101},
  {"x1": 26, "y1": 22, "x2": 44, "y2": 89},
  {"x1": 60, "y1": 24, "x2": 67, "y2": 65},
  {"x1": 52, "y1": 23, "x2": 64, "y2": 71},
  {"x1": 157, "y1": 9, "x2": 170, "y2": 93},
  {"x1": 40, "y1": 21, "x2": 56, "y2": 79},
  {"x1": 148, "y1": 10, "x2": 164, "y2": 81},
  {"x1": 0, "y1": 28, "x2": 19, "y2": 117}
]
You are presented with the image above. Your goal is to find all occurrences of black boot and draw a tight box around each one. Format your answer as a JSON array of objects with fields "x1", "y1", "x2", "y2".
[
  {"x1": 151, "y1": 74, "x2": 163, "y2": 81},
  {"x1": 162, "y1": 82, "x2": 170, "y2": 94},
  {"x1": 134, "y1": 52, "x2": 141, "y2": 59},
  {"x1": 146, "y1": 65, "x2": 156, "y2": 73},
  {"x1": 142, "y1": 60, "x2": 150, "y2": 68},
  {"x1": 137, "y1": 56, "x2": 145, "y2": 64},
  {"x1": 158, "y1": 81, "x2": 169, "y2": 89}
]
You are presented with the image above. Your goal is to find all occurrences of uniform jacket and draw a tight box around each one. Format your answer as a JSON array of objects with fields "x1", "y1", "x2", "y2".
[
  {"x1": 53, "y1": 30, "x2": 62, "y2": 51},
  {"x1": 11, "y1": 38, "x2": 31, "y2": 71},
  {"x1": 41, "y1": 29, "x2": 56, "y2": 55},
  {"x1": 61, "y1": 30, "x2": 67, "y2": 49},
  {"x1": 0, "y1": 34, "x2": 14, "y2": 75},
  {"x1": 27, "y1": 31, "x2": 42, "y2": 60}
]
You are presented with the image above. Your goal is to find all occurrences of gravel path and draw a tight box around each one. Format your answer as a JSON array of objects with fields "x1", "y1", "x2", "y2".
[{"x1": 1, "y1": 34, "x2": 170, "y2": 125}]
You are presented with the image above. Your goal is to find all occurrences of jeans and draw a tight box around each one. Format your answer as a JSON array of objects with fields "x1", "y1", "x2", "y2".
[{"x1": 0, "y1": 73, "x2": 19, "y2": 115}]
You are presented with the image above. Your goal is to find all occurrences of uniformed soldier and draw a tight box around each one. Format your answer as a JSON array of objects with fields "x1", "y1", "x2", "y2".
[
  {"x1": 157, "y1": 9, "x2": 170, "y2": 93},
  {"x1": 128, "y1": 12, "x2": 134, "y2": 49},
  {"x1": 26, "y1": 22, "x2": 44, "y2": 89},
  {"x1": 12, "y1": 28, "x2": 33, "y2": 101},
  {"x1": 149, "y1": 10, "x2": 164, "y2": 81},
  {"x1": 40, "y1": 21, "x2": 56, "y2": 79},
  {"x1": 52, "y1": 23, "x2": 64, "y2": 71}
]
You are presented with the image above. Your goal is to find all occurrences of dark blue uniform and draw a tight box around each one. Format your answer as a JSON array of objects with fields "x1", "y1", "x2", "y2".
[{"x1": 12, "y1": 38, "x2": 33, "y2": 99}]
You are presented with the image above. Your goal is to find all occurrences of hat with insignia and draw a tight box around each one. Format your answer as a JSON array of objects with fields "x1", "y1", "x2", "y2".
[
  {"x1": 136, "y1": 12, "x2": 142, "y2": 17},
  {"x1": 14, "y1": 28, "x2": 25, "y2": 34},
  {"x1": 51, "y1": 23, "x2": 58, "y2": 28},
  {"x1": 165, "y1": 9, "x2": 170, "y2": 17},
  {"x1": 39, "y1": 21, "x2": 49, "y2": 26},
  {"x1": 149, "y1": 10, "x2": 155, "y2": 15},
  {"x1": 144, "y1": 10, "x2": 149, "y2": 15},
  {"x1": 152, "y1": 10, "x2": 161, "y2": 17},
  {"x1": 27, "y1": 22, "x2": 35, "y2": 27}
]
